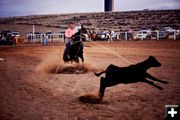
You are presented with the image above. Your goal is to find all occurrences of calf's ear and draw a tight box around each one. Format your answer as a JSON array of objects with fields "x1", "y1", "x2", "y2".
[{"x1": 149, "y1": 56, "x2": 155, "y2": 59}]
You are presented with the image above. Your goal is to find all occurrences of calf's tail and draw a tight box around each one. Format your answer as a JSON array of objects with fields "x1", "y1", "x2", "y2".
[{"x1": 94, "y1": 71, "x2": 105, "y2": 77}]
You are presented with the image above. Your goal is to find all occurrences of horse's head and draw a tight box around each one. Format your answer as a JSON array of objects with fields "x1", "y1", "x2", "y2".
[{"x1": 79, "y1": 28, "x2": 88, "y2": 42}]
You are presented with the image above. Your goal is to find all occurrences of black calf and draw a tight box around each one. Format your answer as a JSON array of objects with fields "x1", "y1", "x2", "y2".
[{"x1": 94, "y1": 56, "x2": 168, "y2": 98}]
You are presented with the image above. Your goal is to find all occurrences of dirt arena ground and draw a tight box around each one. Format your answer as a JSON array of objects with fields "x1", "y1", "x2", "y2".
[{"x1": 0, "y1": 40, "x2": 180, "y2": 120}]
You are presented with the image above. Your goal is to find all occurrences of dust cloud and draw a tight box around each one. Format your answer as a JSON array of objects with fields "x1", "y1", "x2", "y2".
[{"x1": 35, "y1": 51, "x2": 104, "y2": 74}]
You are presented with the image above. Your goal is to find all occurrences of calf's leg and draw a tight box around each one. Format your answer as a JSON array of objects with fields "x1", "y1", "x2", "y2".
[
  {"x1": 146, "y1": 73, "x2": 168, "y2": 84},
  {"x1": 142, "y1": 79, "x2": 163, "y2": 90},
  {"x1": 99, "y1": 77, "x2": 106, "y2": 99}
]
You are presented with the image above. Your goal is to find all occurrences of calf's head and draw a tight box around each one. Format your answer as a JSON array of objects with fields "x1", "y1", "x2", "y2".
[{"x1": 147, "y1": 56, "x2": 161, "y2": 67}]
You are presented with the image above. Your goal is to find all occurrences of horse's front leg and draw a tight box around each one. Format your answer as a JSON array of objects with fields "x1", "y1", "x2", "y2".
[
  {"x1": 79, "y1": 54, "x2": 84, "y2": 68},
  {"x1": 79, "y1": 51, "x2": 84, "y2": 63}
]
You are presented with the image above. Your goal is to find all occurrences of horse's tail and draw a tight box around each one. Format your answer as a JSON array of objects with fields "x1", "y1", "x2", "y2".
[{"x1": 94, "y1": 71, "x2": 106, "y2": 77}]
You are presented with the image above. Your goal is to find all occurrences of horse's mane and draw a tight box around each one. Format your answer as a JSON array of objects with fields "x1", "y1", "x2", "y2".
[{"x1": 71, "y1": 30, "x2": 81, "y2": 42}]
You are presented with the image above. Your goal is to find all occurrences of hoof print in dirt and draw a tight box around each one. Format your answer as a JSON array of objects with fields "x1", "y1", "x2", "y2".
[
  {"x1": 55, "y1": 65, "x2": 88, "y2": 74},
  {"x1": 79, "y1": 94, "x2": 102, "y2": 104}
]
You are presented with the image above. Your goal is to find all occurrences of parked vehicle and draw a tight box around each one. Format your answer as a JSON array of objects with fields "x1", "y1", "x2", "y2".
[
  {"x1": 159, "y1": 31, "x2": 168, "y2": 39},
  {"x1": 150, "y1": 31, "x2": 158, "y2": 39},
  {"x1": 119, "y1": 32, "x2": 133, "y2": 40},
  {"x1": 0, "y1": 30, "x2": 13, "y2": 45},
  {"x1": 34, "y1": 32, "x2": 42, "y2": 39},
  {"x1": 140, "y1": 27, "x2": 151, "y2": 32},
  {"x1": 135, "y1": 30, "x2": 151, "y2": 40},
  {"x1": 97, "y1": 32, "x2": 109, "y2": 40},
  {"x1": 11, "y1": 31, "x2": 20, "y2": 36},
  {"x1": 158, "y1": 27, "x2": 175, "y2": 39},
  {"x1": 160, "y1": 27, "x2": 174, "y2": 33}
]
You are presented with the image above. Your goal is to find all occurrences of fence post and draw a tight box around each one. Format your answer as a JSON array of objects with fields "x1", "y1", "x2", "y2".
[
  {"x1": 117, "y1": 34, "x2": 119, "y2": 40},
  {"x1": 26, "y1": 34, "x2": 29, "y2": 43},
  {"x1": 157, "y1": 31, "x2": 159, "y2": 41},
  {"x1": 62, "y1": 34, "x2": 65, "y2": 43},
  {"x1": 119, "y1": 33, "x2": 121, "y2": 40},
  {"x1": 32, "y1": 25, "x2": 35, "y2": 44},
  {"x1": 125, "y1": 32, "x2": 128, "y2": 41},
  {"x1": 174, "y1": 30, "x2": 176, "y2": 40}
]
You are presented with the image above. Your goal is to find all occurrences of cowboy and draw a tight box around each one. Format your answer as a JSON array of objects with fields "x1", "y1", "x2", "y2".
[{"x1": 65, "y1": 22, "x2": 78, "y2": 52}]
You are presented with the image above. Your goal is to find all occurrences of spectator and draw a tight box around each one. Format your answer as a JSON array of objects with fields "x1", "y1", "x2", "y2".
[
  {"x1": 12, "y1": 36, "x2": 16, "y2": 45},
  {"x1": 107, "y1": 30, "x2": 113, "y2": 43},
  {"x1": 43, "y1": 34, "x2": 48, "y2": 46}
]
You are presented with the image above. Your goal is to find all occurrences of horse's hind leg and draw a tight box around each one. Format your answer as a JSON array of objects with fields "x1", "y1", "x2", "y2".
[
  {"x1": 78, "y1": 43, "x2": 84, "y2": 63},
  {"x1": 79, "y1": 52, "x2": 84, "y2": 63},
  {"x1": 79, "y1": 53, "x2": 84, "y2": 69}
]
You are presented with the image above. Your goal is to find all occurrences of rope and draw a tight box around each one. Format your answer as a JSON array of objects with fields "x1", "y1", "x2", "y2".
[
  {"x1": 71, "y1": 41, "x2": 81, "y2": 45},
  {"x1": 80, "y1": 33, "x2": 132, "y2": 64},
  {"x1": 87, "y1": 39, "x2": 132, "y2": 64}
]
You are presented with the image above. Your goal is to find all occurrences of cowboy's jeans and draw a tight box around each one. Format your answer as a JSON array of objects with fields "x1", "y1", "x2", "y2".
[
  {"x1": 66, "y1": 38, "x2": 71, "y2": 48},
  {"x1": 65, "y1": 38, "x2": 71, "y2": 59}
]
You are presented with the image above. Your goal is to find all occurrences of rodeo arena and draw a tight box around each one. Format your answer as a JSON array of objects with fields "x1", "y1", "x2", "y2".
[{"x1": 0, "y1": 0, "x2": 180, "y2": 120}]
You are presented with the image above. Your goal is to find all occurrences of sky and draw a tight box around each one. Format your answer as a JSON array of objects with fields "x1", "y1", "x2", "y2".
[{"x1": 0, "y1": 0, "x2": 179, "y2": 17}]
